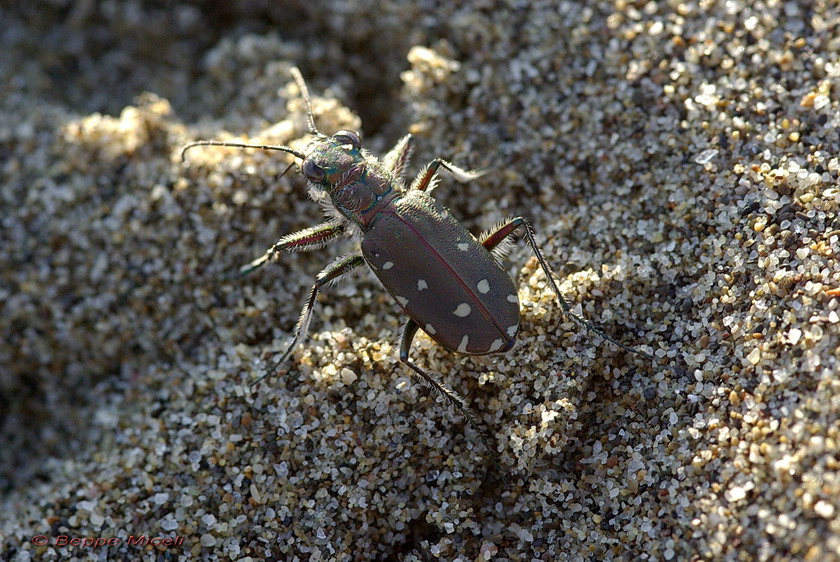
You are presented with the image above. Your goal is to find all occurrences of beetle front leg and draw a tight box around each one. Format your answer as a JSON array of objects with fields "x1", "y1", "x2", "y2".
[
  {"x1": 229, "y1": 222, "x2": 344, "y2": 280},
  {"x1": 251, "y1": 254, "x2": 365, "y2": 387},
  {"x1": 410, "y1": 158, "x2": 484, "y2": 192},
  {"x1": 482, "y1": 217, "x2": 652, "y2": 360},
  {"x1": 399, "y1": 319, "x2": 500, "y2": 472},
  {"x1": 382, "y1": 134, "x2": 413, "y2": 180}
]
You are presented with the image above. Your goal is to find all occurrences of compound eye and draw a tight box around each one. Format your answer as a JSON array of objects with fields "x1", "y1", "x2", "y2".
[
  {"x1": 302, "y1": 159, "x2": 326, "y2": 182},
  {"x1": 334, "y1": 130, "x2": 361, "y2": 150}
]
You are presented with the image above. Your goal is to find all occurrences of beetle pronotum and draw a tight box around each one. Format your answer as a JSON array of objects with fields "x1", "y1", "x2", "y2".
[{"x1": 182, "y1": 68, "x2": 650, "y2": 460}]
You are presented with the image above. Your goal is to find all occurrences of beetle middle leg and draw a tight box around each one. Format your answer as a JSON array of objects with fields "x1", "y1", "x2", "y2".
[
  {"x1": 399, "y1": 319, "x2": 500, "y2": 470},
  {"x1": 251, "y1": 253, "x2": 365, "y2": 386},
  {"x1": 482, "y1": 217, "x2": 652, "y2": 360},
  {"x1": 228, "y1": 222, "x2": 344, "y2": 280}
]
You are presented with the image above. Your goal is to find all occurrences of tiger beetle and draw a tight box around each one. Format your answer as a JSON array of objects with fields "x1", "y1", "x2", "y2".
[{"x1": 181, "y1": 68, "x2": 651, "y2": 461}]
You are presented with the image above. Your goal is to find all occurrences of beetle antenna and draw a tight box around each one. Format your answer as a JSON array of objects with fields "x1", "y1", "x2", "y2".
[
  {"x1": 290, "y1": 67, "x2": 320, "y2": 135},
  {"x1": 180, "y1": 140, "x2": 305, "y2": 162},
  {"x1": 181, "y1": 68, "x2": 321, "y2": 162}
]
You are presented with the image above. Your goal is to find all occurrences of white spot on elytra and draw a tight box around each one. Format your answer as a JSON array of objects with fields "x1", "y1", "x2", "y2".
[
  {"x1": 477, "y1": 279, "x2": 490, "y2": 294},
  {"x1": 453, "y1": 303, "x2": 472, "y2": 317},
  {"x1": 507, "y1": 294, "x2": 518, "y2": 303},
  {"x1": 396, "y1": 295, "x2": 408, "y2": 306},
  {"x1": 489, "y1": 338, "x2": 504, "y2": 352},
  {"x1": 417, "y1": 279, "x2": 428, "y2": 291},
  {"x1": 507, "y1": 325, "x2": 518, "y2": 337},
  {"x1": 457, "y1": 335, "x2": 469, "y2": 352},
  {"x1": 425, "y1": 324, "x2": 437, "y2": 335},
  {"x1": 383, "y1": 261, "x2": 394, "y2": 270},
  {"x1": 457, "y1": 243, "x2": 469, "y2": 251}
]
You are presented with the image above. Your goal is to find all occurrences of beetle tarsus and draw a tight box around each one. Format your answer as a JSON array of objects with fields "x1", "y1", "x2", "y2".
[
  {"x1": 399, "y1": 319, "x2": 504, "y2": 479},
  {"x1": 250, "y1": 254, "x2": 365, "y2": 388}
]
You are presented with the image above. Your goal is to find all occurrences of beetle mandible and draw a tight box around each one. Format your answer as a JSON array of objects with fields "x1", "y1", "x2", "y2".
[{"x1": 182, "y1": 68, "x2": 650, "y2": 452}]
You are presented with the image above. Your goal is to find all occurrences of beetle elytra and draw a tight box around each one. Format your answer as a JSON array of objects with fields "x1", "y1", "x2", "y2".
[{"x1": 181, "y1": 68, "x2": 650, "y2": 459}]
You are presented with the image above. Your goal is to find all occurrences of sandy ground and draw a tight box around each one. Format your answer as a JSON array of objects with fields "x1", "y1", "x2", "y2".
[{"x1": 1, "y1": 1, "x2": 839, "y2": 560}]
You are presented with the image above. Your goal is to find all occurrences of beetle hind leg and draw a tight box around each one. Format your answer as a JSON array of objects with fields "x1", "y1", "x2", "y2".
[
  {"x1": 399, "y1": 319, "x2": 502, "y2": 475},
  {"x1": 250, "y1": 254, "x2": 365, "y2": 387},
  {"x1": 482, "y1": 216, "x2": 652, "y2": 360}
]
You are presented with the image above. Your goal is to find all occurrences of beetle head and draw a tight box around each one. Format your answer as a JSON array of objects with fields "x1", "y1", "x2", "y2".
[
  {"x1": 300, "y1": 130, "x2": 365, "y2": 191},
  {"x1": 181, "y1": 69, "x2": 370, "y2": 197}
]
